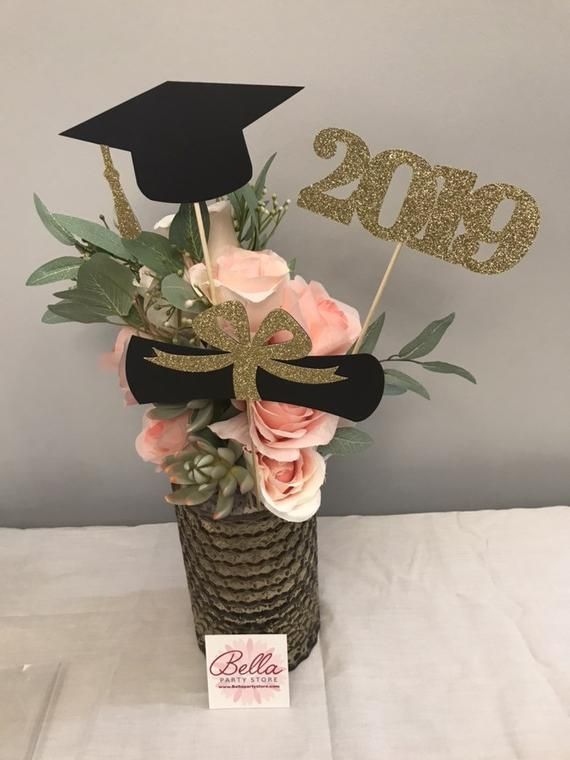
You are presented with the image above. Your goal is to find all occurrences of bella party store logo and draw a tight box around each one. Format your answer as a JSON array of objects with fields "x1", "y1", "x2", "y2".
[{"x1": 205, "y1": 635, "x2": 290, "y2": 709}]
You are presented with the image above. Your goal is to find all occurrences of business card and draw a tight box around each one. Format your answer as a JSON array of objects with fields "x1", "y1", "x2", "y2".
[{"x1": 204, "y1": 634, "x2": 290, "y2": 709}]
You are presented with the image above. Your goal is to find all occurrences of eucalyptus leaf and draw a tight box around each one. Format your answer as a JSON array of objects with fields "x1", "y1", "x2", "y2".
[
  {"x1": 124, "y1": 231, "x2": 182, "y2": 277},
  {"x1": 398, "y1": 313, "x2": 455, "y2": 360},
  {"x1": 52, "y1": 288, "x2": 116, "y2": 310},
  {"x1": 161, "y1": 273, "x2": 198, "y2": 310},
  {"x1": 383, "y1": 382, "x2": 408, "y2": 396},
  {"x1": 384, "y1": 369, "x2": 430, "y2": 399},
  {"x1": 352, "y1": 313, "x2": 385, "y2": 355},
  {"x1": 53, "y1": 214, "x2": 133, "y2": 260},
  {"x1": 26, "y1": 256, "x2": 82, "y2": 286},
  {"x1": 254, "y1": 153, "x2": 277, "y2": 198},
  {"x1": 33, "y1": 194, "x2": 75, "y2": 245},
  {"x1": 75, "y1": 252, "x2": 136, "y2": 316},
  {"x1": 47, "y1": 301, "x2": 111, "y2": 323},
  {"x1": 420, "y1": 361, "x2": 476, "y2": 384},
  {"x1": 41, "y1": 309, "x2": 70, "y2": 324},
  {"x1": 169, "y1": 202, "x2": 209, "y2": 260},
  {"x1": 318, "y1": 427, "x2": 373, "y2": 457}
]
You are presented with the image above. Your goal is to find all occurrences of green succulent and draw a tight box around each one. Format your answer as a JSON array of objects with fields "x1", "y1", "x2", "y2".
[{"x1": 163, "y1": 438, "x2": 255, "y2": 520}]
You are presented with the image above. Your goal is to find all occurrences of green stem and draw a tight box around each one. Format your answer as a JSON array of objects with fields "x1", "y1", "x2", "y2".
[{"x1": 381, "y1": 356, "x2": 425, "y2": 366}]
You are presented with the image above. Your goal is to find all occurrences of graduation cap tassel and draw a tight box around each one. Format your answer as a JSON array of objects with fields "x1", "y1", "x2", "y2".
[
  {"x1": 192, "y1": 201, "x2": 264, "y2": 509},
  {"x1": 352, "y1": 240, "x2": 404, "y2": 353},
  {"x1": 99, "y1": 146, "x2": 141, "y2": 240}
]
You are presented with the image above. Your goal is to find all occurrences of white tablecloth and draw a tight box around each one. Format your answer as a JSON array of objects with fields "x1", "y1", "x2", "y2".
[{"x1": 1, "y1": 508, "x2": 569, "y2": 760}]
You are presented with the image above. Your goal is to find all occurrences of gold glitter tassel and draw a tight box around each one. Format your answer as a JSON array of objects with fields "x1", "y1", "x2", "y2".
[{"x1": 99, "y1": 145, "x2": 141, "y2": 239}]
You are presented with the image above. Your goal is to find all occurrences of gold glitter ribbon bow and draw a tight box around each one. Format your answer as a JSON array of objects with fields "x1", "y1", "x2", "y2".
[{"x1": 147, "y1": 300, "x2": 345, "y2": 400}]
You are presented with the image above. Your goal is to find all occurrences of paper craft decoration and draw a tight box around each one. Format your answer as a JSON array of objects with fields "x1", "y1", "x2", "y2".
[
  {"x1": 126, "y1": 301, "x2": 384, "y2": 422},
  {"x1": 298, "y1": 127, "x2": 541, "y2": 275},
  {"x1": 61, "y1": 81, "x2": 303, "y2": 203}
]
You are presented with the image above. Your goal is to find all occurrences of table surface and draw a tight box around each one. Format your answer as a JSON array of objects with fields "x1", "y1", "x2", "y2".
[{"x1": 1, "y1": 507, "x2": 569, "y2": 760}]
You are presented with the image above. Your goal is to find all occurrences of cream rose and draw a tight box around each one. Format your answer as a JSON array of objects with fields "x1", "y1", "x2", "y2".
[
  {"x1": 258, "y1": 448, "x2": 326, "y2": 522},
  {"x1": 210, "y1": 401, "x2": 338, "y2": 462}
]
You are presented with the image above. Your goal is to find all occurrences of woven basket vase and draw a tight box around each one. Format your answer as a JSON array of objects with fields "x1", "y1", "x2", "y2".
[{"x1": 175, "y1": 504, "x2": 320, "y2": 670}]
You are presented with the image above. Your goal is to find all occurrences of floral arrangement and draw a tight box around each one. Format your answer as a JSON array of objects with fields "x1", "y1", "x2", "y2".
[{"x1": 27, "y1": 153, "x2": 475, "y2": 522}]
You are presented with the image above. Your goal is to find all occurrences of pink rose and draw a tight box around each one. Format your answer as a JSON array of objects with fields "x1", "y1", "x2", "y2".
[
  {"x1": 210, "y1": 401, "x2": 338, "y2": 462},
  {"x1": 100, "y1": 327, "x2": 138, "y2": 405},
  {"x1": 281, "y1": 277, "x2": 361, "y2": 356},
  {"x1": 258, "y1": 448, "x2": 326, "y2": 522},
  {"x1": 135, "y1": 411, "x2": 189, "y2": 465},
  {"x1": 187, "y1": 247, "x2": 289, "y2": 330}
]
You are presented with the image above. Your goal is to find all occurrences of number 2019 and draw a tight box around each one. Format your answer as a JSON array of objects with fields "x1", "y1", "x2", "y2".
[{"x1": 297, "y1": 128, "x2": 541, "y2": 275}]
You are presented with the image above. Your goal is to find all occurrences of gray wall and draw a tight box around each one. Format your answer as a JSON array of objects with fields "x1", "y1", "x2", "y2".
[{"x1": 1, "y1": 0, "x2": 568, "y2": 527}]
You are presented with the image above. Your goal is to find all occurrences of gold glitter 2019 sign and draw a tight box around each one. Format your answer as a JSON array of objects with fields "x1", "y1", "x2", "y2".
[{"x1": 297, "y1": 128, "x2": 541, "y2": 274}]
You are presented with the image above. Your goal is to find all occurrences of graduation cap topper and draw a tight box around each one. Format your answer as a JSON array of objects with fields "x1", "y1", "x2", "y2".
[
  {"x1": 63, "y1": 81, "x2": 385, "y2": 420},
  {"x1": 61, "y1": 81, "x2": 303, "y2": 203},
  {"x1": 125, "y1": 301, "x2": 384, "y2": 422}
]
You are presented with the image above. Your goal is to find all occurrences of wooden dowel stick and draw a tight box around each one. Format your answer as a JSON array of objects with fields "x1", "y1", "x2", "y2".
[
  {"x1": 353, "y1": 240, "x2": 405, "y2": 354},
  {"x1": 193, "y1": 202, "x2": 217, "y2": 305},
  {"x1": 193, "y1": 201, "x2": 262, "y2": 509}
]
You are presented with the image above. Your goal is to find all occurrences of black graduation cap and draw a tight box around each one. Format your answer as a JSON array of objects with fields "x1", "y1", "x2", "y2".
[{"x1": 60, "y1": 81, "x2": 303, "y2": 203}]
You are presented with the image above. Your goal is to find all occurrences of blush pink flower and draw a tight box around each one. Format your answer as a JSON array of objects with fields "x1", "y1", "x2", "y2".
[
  {"x1": 210, "y1": 401, "x2": 338, "y2": 462},
  {"x1": 187, "y1": 247, "x2": 290, "y2": 330},
  {"x1": 135, "y1": 411, "x2": 189, "y2": 465},
  {"x1": 100, "y1": 327, "x2": 139, "y2": 405},
  {"x1": 258, "y1": 448, "x2": 326, "y2": 522},
  {"x1": 281, "y1": 276, "x2": 361, "y2": 356}
]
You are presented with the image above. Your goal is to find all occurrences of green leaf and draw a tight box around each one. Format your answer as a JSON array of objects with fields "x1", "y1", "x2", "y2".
[
  {"x1": 288, "y1": 258, "x2": 297, "y2": 276},
  {"x1": 125, "y1": 304, "x2": 145, "y2": 330},
  {"x1": 47, "y1": 302, "x2": 111, "y2": 324},
  {"x1": 241, "y1": 185, "x2": 260, "y2": 229},
  {"x1": 254, "y1": 153, "x2": 277, "y2": 198},
  {"x1": 33, "y1": 194, "x2": 75, "y2": 245},
  {"x1": 318, "y1": 427, "x2": 373, "y2": 457},
  {"x1": 124, "y1": 231, "x2": 182, "y2": 277},
  {"x1": 165, "y1": 485, "x2": 216, "y2": 506},
  {"x1": 26, "y1": 256, "x2": 82, "y2": 286},
  {"x1": 420, "y1": 361, "x2": 476, "y2": 384},
  {"x1": 41, "y1": 309, "x2": 70, "y2": 324},
  {"x1": 398, "y1": 313, "x2": 455, "y2": 360},
  {"x1": 383, "y1": 382, "x2": 407, "y2": 396},
  {"x1": 147, "y1": 404, "x2": 189, "y2": 421},
  {"x1": 352, "y1": 313, "x2": 385, "y2": 355},
  {"x1": 75, "y1": 253, "x2": 136, "y2": 316},
  {"x1": 53, "y1": 214, "x2": 133, "y2": 260},
  {"x1": 384, "y1": 369, "x2": 430, "y2": 399},
  {"x1": 169, "y1": 202, "x2": 209, "y2": 260},
  {"x1": 161, "y1": 273, "x2": 198, "y2": 310},
  {"x1": 52, "y1": 287, "x2": 117, "y2": 310},
  {"x1": 227, "y1": 190, "x2": 244, "y2": 220}
]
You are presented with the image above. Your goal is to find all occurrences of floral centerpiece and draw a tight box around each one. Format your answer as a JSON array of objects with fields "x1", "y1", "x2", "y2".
[{"x1": 28, "y1": 151, "x2": 474, "y2": 667}]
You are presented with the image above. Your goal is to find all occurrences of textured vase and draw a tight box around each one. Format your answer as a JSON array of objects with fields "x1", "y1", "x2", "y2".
[{"x1": 175, "y1": 504, "x2": 320, "y2": 670}]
